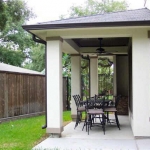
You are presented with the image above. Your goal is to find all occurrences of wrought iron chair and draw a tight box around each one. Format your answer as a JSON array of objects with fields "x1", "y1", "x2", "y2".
[
  {"x1": 72, "y1": 94, "x2": 86, "y2": 129},
  {"x1": 104, "y1": 95, "x2": 121, "y2": 130}
]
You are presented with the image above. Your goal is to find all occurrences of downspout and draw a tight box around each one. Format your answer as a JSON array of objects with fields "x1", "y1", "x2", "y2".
[
  {"x1": 32, "y1": 35, "x2": 47, "y2": 129},
  {"x1": 81, "y1": 55, "x2": 90, "y2": 98}
]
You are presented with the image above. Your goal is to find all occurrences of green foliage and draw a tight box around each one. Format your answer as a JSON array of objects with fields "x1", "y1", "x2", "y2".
[
  {"x1": 0, "y1": 0, "x2": 35, "y2": 66},
  {"x1": 24, "y1": 44, "x2": 45, "y2": 72},
  {"x1": 0, "y1": 46, "x2": 24, "y2": 66},
  {"x1": 103, "y1": 0, "x2": 128, "y2": 13},
  {"x1": 68, "y1": 0, "x2": 128, "y2": 17},
  {"x1": 98, "y1": 58, "x2": 113, "y2": 94},
  {"x1": 81, "y1": 59, "x2": 90, "y2": 98},
  {"x1": 63, "y1": 111, "x2": 71, "y2": 121},
  {"x1": 62, "y1": 53, "x2": 71, "y2": 77},
  {"x1": 0, "y1": 0, "x2": 34, "y2": 31},
  {"x1": 0, "y1": 0, "x2": 7, "y2": 31}
]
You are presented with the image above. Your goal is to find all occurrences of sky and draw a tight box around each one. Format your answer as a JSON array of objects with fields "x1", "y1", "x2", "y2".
[{"x1": 25, "y1": 0, "x2": 150, "y2": 24}]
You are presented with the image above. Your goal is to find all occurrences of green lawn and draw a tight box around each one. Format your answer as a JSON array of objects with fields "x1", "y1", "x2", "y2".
[{"x1": 0, "y1": 111, "x2": 71, "y2": 150}]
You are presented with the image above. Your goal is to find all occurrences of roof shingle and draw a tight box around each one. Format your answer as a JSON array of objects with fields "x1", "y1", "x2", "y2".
[{"x1": 38, "y1": 8, "x2": 150, "y2": 25}]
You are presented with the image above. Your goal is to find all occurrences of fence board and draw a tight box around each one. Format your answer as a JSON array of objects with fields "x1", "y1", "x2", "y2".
[
  {"x1": 37, "y1": 76, "x2": 42, "y2": 112},
  {"x1": 40, "y1": 76, "x2": 45, "y2": 111},
  {"x1": 4, "y1": 73, "x2": 8, "y2": 118},
  {"x1": 0, "y1": 73, "x2": 5, "y2": 118},
  {"x1": 8, "y1": 74, "x2": 13, "y2": 117},
  {"x1": 29, "y1": 76, "x2": 35, "y2": 113},
  {"x1": 22, "y1": 75, "x2": 28, "y2": 114}
]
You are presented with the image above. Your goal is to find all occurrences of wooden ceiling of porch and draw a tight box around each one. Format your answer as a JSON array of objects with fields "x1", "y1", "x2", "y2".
[{"x1": 73, "y1": 37, "x2": 130, "y2": 47}]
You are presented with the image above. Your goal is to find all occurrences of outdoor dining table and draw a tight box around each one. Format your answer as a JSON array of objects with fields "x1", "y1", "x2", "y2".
[{"x1": 80, "y1": 97, "x2": 114, "y2": 124}]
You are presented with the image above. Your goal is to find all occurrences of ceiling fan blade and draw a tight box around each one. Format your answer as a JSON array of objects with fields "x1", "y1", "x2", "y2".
[
  {"x1": 96, "y1": 47, "x2": 105, "y2": 52},
  {"x1": 97, "y1": 52, "x2": 114, "y2": 55}
]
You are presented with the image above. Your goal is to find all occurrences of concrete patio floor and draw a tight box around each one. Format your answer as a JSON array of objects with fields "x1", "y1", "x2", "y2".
[{"x1": 33, "y1": 115, "x2": 150, "y2": 150}]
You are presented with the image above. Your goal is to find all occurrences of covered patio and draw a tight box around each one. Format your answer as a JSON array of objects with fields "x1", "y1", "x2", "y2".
[
  {"x1": 23, "y1": 8, "x2": 150, "y2": 139},
  {"x1": 33, "y1": 115, "x2": 150, "y2": 149}
]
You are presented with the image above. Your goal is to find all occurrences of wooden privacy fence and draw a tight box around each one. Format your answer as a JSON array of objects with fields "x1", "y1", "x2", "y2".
[{"x1": 0, "y1": 71, "x2": 46, "y2": 120}]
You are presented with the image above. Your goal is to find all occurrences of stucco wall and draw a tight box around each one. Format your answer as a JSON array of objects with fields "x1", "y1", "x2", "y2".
[{"x1": 132, "y1": 28, "x2": 150, "y2": 137}]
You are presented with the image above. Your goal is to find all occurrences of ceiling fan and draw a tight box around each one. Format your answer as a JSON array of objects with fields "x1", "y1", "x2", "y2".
[{"x1": 96, "y1": 38, "x2": 112, "y2": 55}]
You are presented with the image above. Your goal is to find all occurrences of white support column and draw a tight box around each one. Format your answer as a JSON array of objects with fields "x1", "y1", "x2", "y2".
[
  {"x1": 90, "y1": 57, "x2": 98, "y2": 97},
  {"x1": 132, "y1": 29, "x2": 150, "y2": 137},
  {"x1": 113, "y1": 55, "x2": 117, "y2": 96},
  {"x1": 71, "y1": 55, "x2": 81, "y2": 120},
  {"x1": 46, "y1": 37, "x2": 63, "y2": 137}
]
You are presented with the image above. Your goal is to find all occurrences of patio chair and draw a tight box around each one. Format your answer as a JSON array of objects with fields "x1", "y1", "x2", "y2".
[
  {"x1": 104, "y1": 95, "x2": 121, "y2": 130},
  {"x1": 82, "y1": 95, "x2": 106, "y2": 135},
  {"x1": 72, "y1": 94, "x2": 86, "y2": 129}
]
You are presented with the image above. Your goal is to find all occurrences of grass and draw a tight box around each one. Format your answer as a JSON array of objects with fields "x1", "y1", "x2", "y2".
[{"x1": 0, "y1": 111, "x2": 71, "y2": 150}]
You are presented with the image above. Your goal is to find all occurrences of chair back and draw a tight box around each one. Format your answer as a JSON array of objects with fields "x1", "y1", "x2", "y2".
[
  {"x1": 72, "y1": 95, "x2": 79, "y2": 107},
  {"x1": 85, "y1": 94, "x2": 96, "y2": 110},
  {"x1": 72, "y1": 94, "x2": 83, "y2": 108},
  {"x1": 77, "y1": 95, "x2": 83, "y2": 106},
  {"x1": 100, "y1": 97, "x2": 106, "y2": 110}
]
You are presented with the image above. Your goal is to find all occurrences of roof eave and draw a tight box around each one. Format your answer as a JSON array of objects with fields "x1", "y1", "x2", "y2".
[{"x1": 22, "y1": 21, "x2": 150, "y2": 31}]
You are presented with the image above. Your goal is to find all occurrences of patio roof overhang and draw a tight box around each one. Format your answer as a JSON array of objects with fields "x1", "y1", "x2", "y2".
[
  {"x1": 22, "y1": 20, "x2": 150, "y2": 31},
  {"x1": 22, "y1": 8, "x2": 150, "y2": 56}
]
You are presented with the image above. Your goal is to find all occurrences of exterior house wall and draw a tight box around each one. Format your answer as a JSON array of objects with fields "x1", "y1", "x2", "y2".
[
  {"x1": 132, "y1": 29, "x2": 150, "y2": 137},
  {"x1": 128, "y1": 43, "x2": 133, "y2": 130}
]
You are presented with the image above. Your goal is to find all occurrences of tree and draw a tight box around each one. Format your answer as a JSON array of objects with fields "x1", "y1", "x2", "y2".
[
  {"x1": 98, "y1": 58, "x2": 113, "y2": 94},
  {"x1": 24, "y1": 44, "x2": 45, "y2": 72},
  {"x1": 0, "y1": 0, "x2": 33, "y2": 31},
  {"x1": 0, "y1": 0, "x2": 35, "y2": 66},
  {"x1": 61, "y1": 0, "x2": 128, "y2": 18},
  {"x1": 0, "y1": 46, "x2": 24, "y2": 66},
  {"x1": 62, "y1": 53, "x2": 71, "y2": 77}
]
